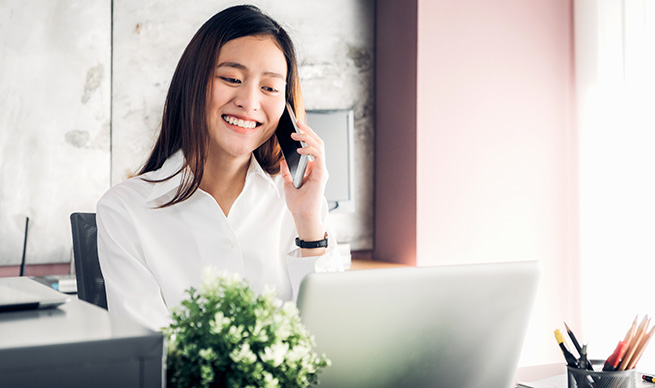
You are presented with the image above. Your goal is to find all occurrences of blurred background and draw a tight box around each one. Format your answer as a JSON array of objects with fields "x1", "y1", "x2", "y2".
[{"x1": 1, "y1": 0, "x2": 655, "y2": 369}]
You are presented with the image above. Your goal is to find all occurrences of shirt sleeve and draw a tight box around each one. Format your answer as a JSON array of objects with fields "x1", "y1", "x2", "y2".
[
  {"x1": 284, "y1": 200, "x2": 344, "y2": 301},
  {"x1": 96, "y1": 190, "x2": 171, "y2": 332}
]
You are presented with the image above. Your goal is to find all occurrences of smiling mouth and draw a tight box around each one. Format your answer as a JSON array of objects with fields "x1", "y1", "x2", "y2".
[{"x1": 222, "y1": 115, "x2": 261, "y2": 130}]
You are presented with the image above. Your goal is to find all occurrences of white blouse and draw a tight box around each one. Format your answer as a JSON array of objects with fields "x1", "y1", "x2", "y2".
[{"x1": 96, "y1": 151, "x2": 343, "y2": 331}]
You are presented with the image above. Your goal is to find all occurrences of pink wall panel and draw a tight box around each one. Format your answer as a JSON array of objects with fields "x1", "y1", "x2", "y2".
[
  {"x1": 414, "y1": 0, "x2": 576, "y2": 366},
  {"x1": 375, "y1": 0, "x2": 577, "y2": 366},
  {"x1": 416, "y1": 0, "x2": 575, "y2": 264}
]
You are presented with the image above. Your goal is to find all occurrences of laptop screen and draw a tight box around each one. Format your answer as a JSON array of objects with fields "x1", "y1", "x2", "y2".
[{"x1": 297, "y1": 261, "x2": 541, "y2": 388}]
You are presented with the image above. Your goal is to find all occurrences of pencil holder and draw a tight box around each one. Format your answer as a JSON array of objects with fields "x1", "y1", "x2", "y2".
[{"x1": 567, "y1": 361, "x2": 635, "y2": 388}]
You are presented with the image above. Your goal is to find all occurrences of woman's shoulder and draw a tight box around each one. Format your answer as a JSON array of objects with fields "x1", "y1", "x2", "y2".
[
  {"x1": 97, "y1": 174, "x2": 155, "y2": 211},
  {"x1": 99, "y1": 151, "x2": 185, "y2": 211}
]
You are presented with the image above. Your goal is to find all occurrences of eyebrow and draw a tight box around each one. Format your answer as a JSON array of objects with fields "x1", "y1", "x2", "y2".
[{"x1": 216, "y1": 61, "x2": 286, "y2": 80}]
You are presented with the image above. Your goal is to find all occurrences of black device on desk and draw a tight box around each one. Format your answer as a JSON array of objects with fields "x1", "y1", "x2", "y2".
[
  {"x1": 0, "y1": 278, "x2": 164, "y2": 388},
  {"x1": 0, "y1": 277, "x2": 69, "y2": 312}
]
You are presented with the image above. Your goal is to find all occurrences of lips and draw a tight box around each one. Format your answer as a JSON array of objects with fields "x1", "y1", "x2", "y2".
[{"x1": 222, "y1": 114, "x2": 261, "y2": 130}]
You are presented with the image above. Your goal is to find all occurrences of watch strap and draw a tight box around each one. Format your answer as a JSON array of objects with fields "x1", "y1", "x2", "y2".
[{"x1": 295, "y1": 233, "x2": 328, "y2": 249}]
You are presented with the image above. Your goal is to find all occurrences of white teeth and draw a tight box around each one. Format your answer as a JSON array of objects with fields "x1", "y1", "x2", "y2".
[{"x1": 223, "y1": 115, "x2": 257, "y2": 129}]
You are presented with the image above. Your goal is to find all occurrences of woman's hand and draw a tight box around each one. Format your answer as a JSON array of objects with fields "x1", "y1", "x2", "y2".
[{"x1": 280, "y1": 120, "x2": 329, "y2": 256}]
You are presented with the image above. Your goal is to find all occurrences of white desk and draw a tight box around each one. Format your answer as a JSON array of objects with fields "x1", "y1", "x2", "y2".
[
  {"x1": 515, "y1": 363, "x2": 566, "y2": 383},
  {"x1": 0, "y1": 293, "x2": 163, "y2": 388}
]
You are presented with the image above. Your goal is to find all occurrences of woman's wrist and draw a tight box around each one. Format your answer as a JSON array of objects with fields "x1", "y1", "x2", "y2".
[
  {"x1": 293, "y1": 215, "x2": 324, "y2": 242},
  {"x1": 293, "y1": 215, "x2": 327, "y2": 257}
]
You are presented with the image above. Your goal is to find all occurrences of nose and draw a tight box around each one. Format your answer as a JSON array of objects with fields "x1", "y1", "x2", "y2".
[{"x1": 233, "y1": 82, "x2": 260, "y2": 112}]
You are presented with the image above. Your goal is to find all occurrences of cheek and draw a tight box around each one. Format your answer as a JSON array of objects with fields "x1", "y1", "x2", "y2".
[
  {"x1": 260, "y1": 103, "x2": 283, "y2": 143},
  {"x1": 261, "y1": 127, "x2": 277, "y2": 143},
  {"x1": 209, "y1": 85, "x2": 225, "y2": 109},
  {"x1": 267, "y1": 99, "x2": 286, "y2": 127}
]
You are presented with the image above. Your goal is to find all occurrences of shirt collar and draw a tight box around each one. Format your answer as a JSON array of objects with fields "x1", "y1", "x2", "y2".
[
  {"x1": 144, "y1": 150, "x2": 186, "y2": 203},
  {"x1": 245, "y1": 153, "x2": 281, "y2": 198},
  {"x1": 144, "y1": 150, "x2": 280, "y2": 203}
]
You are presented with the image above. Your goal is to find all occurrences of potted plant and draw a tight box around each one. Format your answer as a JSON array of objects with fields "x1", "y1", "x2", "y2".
[{"x1": 164, "y1": 269, "x2": 330, "y2": 388}]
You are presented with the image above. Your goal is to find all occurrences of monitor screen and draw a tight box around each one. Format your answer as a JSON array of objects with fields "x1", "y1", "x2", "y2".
[{"x1": 306, "y1": 109, "x2": 354, "y2": 212}]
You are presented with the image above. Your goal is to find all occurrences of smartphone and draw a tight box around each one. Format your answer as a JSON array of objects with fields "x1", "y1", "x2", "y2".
[{"x1": 276, "y1": 103, "x2": 308, "y2": 188}]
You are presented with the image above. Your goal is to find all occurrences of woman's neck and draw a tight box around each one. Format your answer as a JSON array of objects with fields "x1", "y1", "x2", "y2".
[{"x1": 199, "y1": 152, "x2": 251, "y2": 217}]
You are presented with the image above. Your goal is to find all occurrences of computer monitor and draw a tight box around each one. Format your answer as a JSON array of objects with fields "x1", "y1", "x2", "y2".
[{"x1": 306, "y1": 109, "x2": 355, "y2": 212}]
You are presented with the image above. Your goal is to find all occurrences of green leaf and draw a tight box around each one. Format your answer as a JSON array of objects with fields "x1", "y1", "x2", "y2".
[{"x1": 165, "y1": 270, "x2": 330, "y2": 388}]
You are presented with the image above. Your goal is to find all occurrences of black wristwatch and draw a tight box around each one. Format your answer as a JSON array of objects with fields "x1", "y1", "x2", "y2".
[{"x1": 295, "y1": 233, "x2": 328, "y2": 249}]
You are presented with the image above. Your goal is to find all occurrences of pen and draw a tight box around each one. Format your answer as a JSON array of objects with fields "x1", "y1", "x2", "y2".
[
  {"x1": 565, "y1": 322, "x2": 593, "y2": 370},
  {"x1": 564, "y1": 322, "x2": 583, "y2": 353},
  {"x1": 555, "y1": 329, "x2": 579, "y2": 368},
  {"x1": 579, "y1": 344, "x2": 588, "y2": 369},
  {"x1": 643, "y1": 375, "x2": 655, "y2": 383}
]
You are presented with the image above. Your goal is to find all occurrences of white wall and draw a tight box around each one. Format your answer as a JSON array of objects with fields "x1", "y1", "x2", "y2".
[{"x1": 576, "y1": 0, "x2": 655, "y2": 369}]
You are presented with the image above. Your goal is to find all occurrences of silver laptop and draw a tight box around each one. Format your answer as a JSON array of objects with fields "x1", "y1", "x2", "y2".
[
  {"x1": 296, "y1": 260, "x2": 541, "y2": 388},
  {"x1": 0, "y1": 277, "x2": 70, "y2": 312}
]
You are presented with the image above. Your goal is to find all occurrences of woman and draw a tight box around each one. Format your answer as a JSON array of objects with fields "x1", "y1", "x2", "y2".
[{"x1": 97, "y1": 5, "x2": 343, "y2": 331}]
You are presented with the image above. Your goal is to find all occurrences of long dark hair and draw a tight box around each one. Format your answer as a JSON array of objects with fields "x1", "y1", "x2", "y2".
[{"x1": 139, "y1": 5, "x2": 304, "y2": 207}]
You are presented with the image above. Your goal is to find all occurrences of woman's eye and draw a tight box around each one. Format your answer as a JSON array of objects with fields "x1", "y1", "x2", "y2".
[
  {"x1": 262, "y1": 86, "x2": 279, "y2": 93},
  {"x1": 220, "y1": 77, "x2": 241, "y2": 84}
]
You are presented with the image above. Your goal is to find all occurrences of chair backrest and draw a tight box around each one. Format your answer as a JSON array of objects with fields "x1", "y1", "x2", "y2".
[{"x1": 70, "y1": 212, "x2": 107, "y2": 309}]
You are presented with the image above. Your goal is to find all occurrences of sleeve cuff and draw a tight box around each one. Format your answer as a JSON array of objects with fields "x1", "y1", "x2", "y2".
[{"x1": 286, "y1": 242, "x2": 345, "y2": 301}]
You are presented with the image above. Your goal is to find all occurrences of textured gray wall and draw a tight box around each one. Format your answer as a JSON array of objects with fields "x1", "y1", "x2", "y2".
[
  {"x1": 0, "y1": 0, "x2": 374, "y2": 266},
  {"x1": 0, "y1": 0, "x2": 111, "y2": 265}
]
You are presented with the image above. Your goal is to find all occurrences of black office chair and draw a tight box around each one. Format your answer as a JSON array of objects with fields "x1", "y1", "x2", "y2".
[{"x1": 70, "y1": 212, "x2": 108, "y2": 309}]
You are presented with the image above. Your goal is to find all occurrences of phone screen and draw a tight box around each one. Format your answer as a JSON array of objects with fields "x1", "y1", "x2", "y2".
[{"x1": 275, "y1": 104, "x2": 308, "y2": 188}]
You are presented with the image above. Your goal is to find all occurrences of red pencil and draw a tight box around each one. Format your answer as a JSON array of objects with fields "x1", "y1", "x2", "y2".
[{"x1": 603, "y1": 341, "x2": 626, "y2": 371}]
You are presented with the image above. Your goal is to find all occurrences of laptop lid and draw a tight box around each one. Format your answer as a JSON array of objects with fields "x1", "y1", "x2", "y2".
[
  {"x1": 296, "y1": 260, "x2": 541, "y2": 388},
  {"x1": 0, "y1": 277, "x2": 70, "y2": 312}
]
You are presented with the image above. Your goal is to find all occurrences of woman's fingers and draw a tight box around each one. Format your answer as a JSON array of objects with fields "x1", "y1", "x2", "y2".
[
  {"x1": 296, "y1": 120, "x2": 318, "y2": 136},
  {"x1": 279, "y1": 159, "x2": 293, "y2": 184},
  {"x1": 294, "y1": 121, "x2": 324, "y2": 149},
  {"x1": 292, "y1": 122, "x2": 325, "y2": 165}
]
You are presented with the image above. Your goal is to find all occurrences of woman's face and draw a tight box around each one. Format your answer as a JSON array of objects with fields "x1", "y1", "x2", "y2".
[{"x1": 207, "y1": 35, "x2": 287, "y2": 162}]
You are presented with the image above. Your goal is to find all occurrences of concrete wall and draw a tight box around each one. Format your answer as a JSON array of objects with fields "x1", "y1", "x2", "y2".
[
  {"x1": 0, "y1": 0, "x2": 375, "y2": 268},
  {"x1": 0, "y1": 0, "x2": 111, "y2": 266}
]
